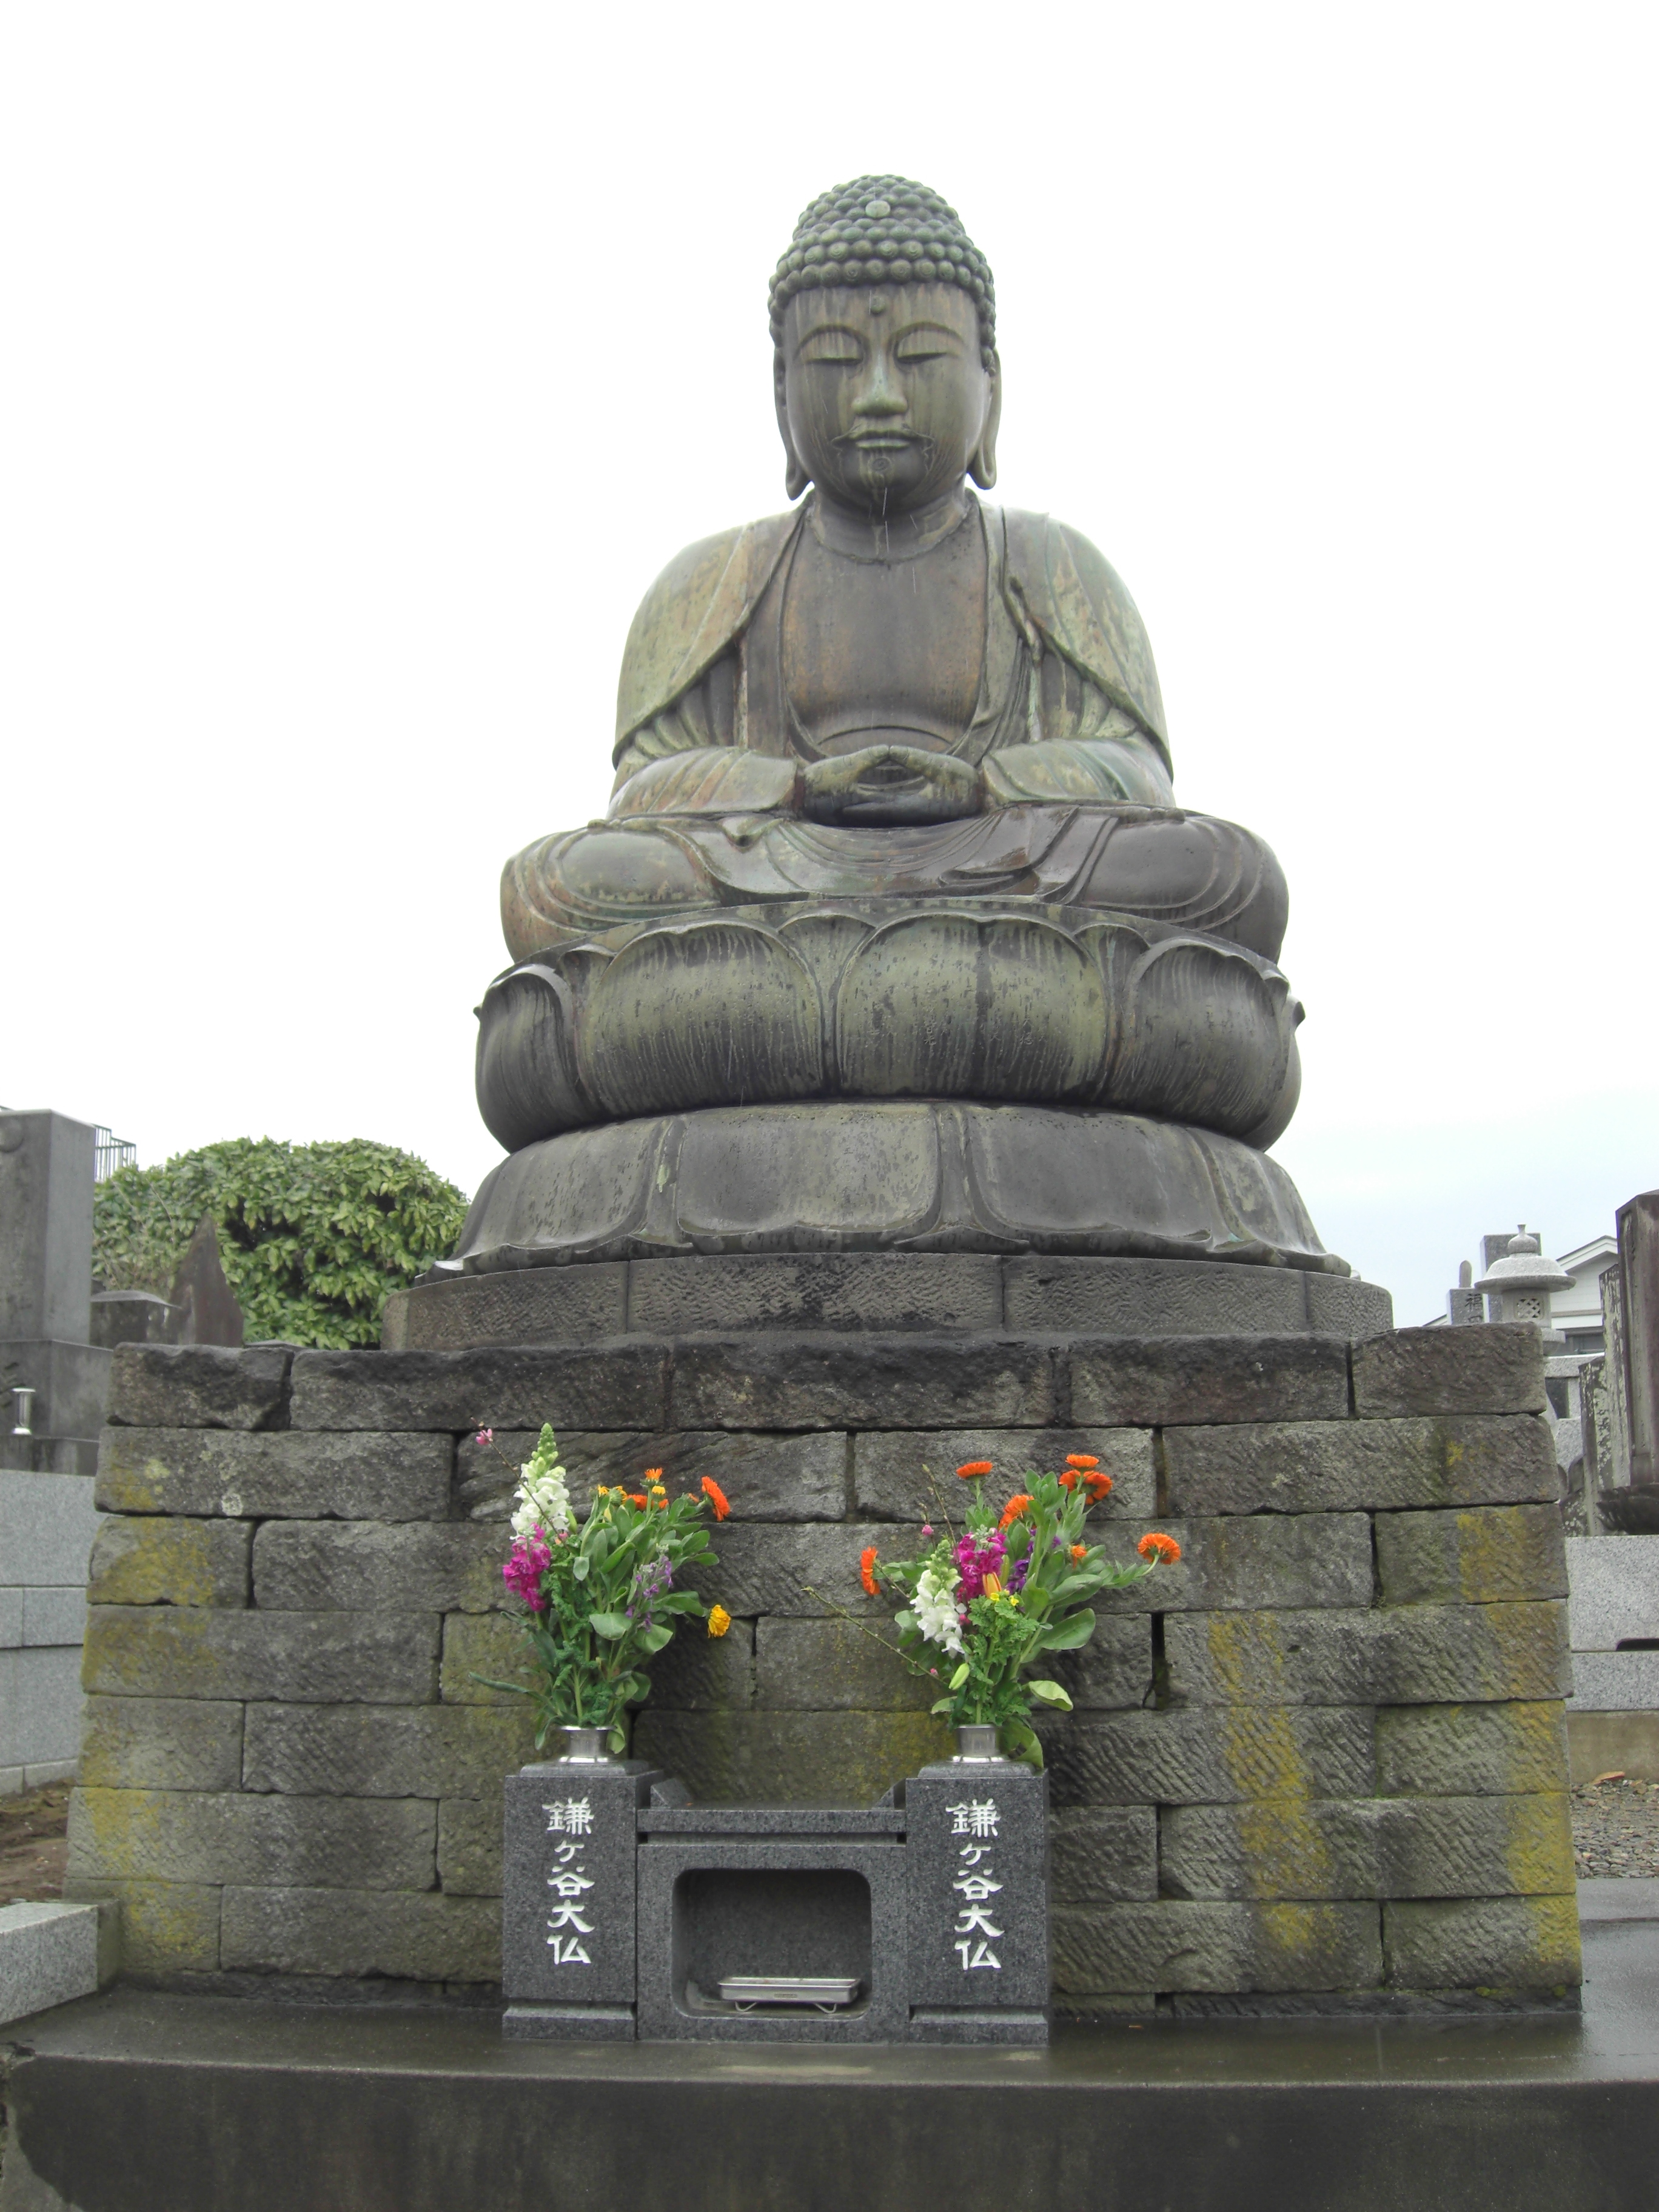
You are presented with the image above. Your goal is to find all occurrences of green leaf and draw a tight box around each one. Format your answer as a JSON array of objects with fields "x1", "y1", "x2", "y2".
[
  {"x1": 586, "y1": 1612, "x2": 631, "y2": 1640},
  {"x1": 1030, "y1": 1608, "x2": 1096, "y2": 1652},
  {"x1": 1002, "y1": 1720, "x2": 1044, "y2": 1771},
  {"x1": 1026, "y1": 1679, "x2": 1073, "y2": 1709},
  {"x1": 638, "y1": 1624, "x2": 674, "y2": 1655}
]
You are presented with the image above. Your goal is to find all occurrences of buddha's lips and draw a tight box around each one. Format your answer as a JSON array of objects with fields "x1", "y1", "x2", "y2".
[{"x1": 842, "y1": 431, "x2": 917, "y2": 451}]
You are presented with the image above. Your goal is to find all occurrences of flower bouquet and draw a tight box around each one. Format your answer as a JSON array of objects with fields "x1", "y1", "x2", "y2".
[
  {"x1": 861, "y1": 1456, "x2": 1182, "y2": 1766},
  {"x1": 477, "y1": 1424, "x2": 731, "y2": 1755}
]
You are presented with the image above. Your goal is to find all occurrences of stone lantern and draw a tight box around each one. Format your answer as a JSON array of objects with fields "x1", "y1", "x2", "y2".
[{"x1": 1475, "y1": 1227, "x2": 1572, "y2": 1331}]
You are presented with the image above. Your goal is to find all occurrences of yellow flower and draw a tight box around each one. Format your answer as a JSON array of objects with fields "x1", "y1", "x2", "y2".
[{"x1": 706, "y1": 1604, "x2": 732, "y2": 1638}]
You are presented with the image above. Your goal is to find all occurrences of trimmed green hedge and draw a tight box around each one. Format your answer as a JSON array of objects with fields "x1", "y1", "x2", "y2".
[{"x1": 93, "y1": 1138, "x2": 468, "y2": 1349}]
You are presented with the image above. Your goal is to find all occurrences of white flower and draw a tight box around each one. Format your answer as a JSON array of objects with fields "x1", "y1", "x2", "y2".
[
  {"x1": 511, "y1": 1460, "x2": 573, "y2": 1540},
  {"x1": 911, "y1": 1564, "x2": 964, "y2": 1657}
]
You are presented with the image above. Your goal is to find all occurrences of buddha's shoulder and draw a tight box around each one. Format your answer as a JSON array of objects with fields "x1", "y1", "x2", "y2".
[
  {"x1": 617, "y1": 509, "x2": 802, "y2": 737},
  {"x1": 995, "y1": 506, "x2": 1165, "y2": 740},
  {"x1": 997, "y1": 508, "x2": 1144, "y2": 625},
  {"x1": 627, "y1": 511, "x2": 801, "y2": 634}
]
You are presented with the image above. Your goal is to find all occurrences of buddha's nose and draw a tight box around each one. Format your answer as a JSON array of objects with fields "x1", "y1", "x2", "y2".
[{"x1": 851, "y1": 359, "x2": 907, "y2": 417}]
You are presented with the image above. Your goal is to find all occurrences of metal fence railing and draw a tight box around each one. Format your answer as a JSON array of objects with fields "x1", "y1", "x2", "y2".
[{"x1": 94, "y1": 1127, "x2": 137, "y2": 1182}]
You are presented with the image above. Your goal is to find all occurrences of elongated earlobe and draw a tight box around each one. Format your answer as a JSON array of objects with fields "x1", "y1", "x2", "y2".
[
  {"x1": 968, "y1": 357, "x2": 1002, "y2": 491},
  {"x1": 776, "y1": 349, "x2": 811, "y2": 501}
]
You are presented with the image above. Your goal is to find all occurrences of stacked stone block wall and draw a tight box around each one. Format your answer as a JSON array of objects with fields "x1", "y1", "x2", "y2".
[{"x1": 64, "y1": 1321, "x2": 1577, "y2": 2011}]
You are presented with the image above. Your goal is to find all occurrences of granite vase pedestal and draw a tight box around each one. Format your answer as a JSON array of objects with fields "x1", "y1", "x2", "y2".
[{"x1": 500, "y1": 1735, "x2": 1053, "y2": 2046}]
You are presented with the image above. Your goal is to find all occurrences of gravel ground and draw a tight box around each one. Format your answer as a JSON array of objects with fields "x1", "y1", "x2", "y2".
[
  {"x1": 0, "y1": 1784, "x2": 69, "y2": 1906},
  {"x1": 1572, "y1": 1775, "x2": 1659, "y2": 1877}
]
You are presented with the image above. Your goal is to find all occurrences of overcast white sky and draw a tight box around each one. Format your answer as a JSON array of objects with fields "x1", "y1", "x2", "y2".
[{"x1": 4, "y1": 2, "x2": 1654, "y2": 1324}]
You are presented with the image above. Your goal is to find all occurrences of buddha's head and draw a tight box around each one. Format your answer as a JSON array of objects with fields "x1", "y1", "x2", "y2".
[{"x1": 769, "y1": 175, "x2": 1000, "y2": 515}]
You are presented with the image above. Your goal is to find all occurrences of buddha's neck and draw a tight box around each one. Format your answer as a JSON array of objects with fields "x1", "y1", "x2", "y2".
[{"x1": 809, "y1": 484, "x2": 975, "y2": 564}]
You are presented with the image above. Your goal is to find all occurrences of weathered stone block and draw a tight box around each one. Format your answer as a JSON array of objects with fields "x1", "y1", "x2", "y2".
[
  {"x1": 631, "y1": 1709, "x2": 951, "y2": 1805},
  {"x1": 1068, "y1": 1336, "x2": 1349, "y2": 1428},
  {"x1": 440, "y1": 1613, "x2": 528, "y2": 1706},
  {"x1": 1375, "y1": 1702, "x2": 1570, "y2": 1798},
  {"x1": 1383, "y1": 1894, "x2": 1581, "y2": 1989},
  {"x1": 87, "y1": 1517, "x2": 251, "y2": 1607},
  {"x1": 1304, "y1": 1276, "x2": 1395, "y2": 1339},
  {"x1": 1090, "y1": 1514, "x2": 1374, "y2": 1614},
  {"x1": 1161, "y1": 1792, "x2": 1575, "y2": 1901},
  {"x1": 853, "y1": 1429, "x2": 1154, "y2": 1522},
  {"x1": 96, "y1": 1429, "x2": 452, "y2": 1521},
  {"x1": 1163, "y1": 1603, "x2": 1571, "y2": 1707},
  {"x1": 645, "y1": 1615, "x2": 755, "y2": 1711},
  {"x1": 1162, "y1": 1416, "x2": 1559, "y2": 1517},
  {"x1": 669, "y1": 1336, "x2": 1055, "y2": 1431},
  {"x1": 1044, "y1": 1617, "x2": 1155, "y2": 1712},
  {"x1": 289, "y1": 1345, "x2": 669, "y2": 1433},
  {"x1": 455, "y1": 1429, "x2": 848, "y2": 1524},
  {"x1": 220, "y1": 1885, "x2": 500, "y2": 1982},
  {"x1": 108, "y1": 1344, "x2": 291, "y2": 1432},
  {"x1": 1375, "y1": 1506, "x2": 1568, "y2": 1608},
  {"x1": 83, "y1": 1606, "x2": 440, "y2": 1704},
  {"x1": 1353, "y1": 1326, "x2": 1546, "y2": 1418},
  {"x1": 67, "y1": 1786, "x2": 435, "y2": 1888},
  {"x1": 437, "y1": 1795, "x2": 500, "y2": 1895},
  {"x1": 242, "y1": 1702, "x2": 539, "y2": 1798},
  {"x1": 755, "y1": 1618, "x2": 939, "y2": 1711},
  {"x1": 1050, "y1": 1808, "x2": 1158, "y2": 1902},
  {"x1": 1041, "y1": 1708, "x2": 1376, "y2": 1807},
  {"x1": 1004, "y1": 1257, "x2": 1307, "y2": 1336},
  {"x1": 393, "y1": 1263, "x2": 629, "y2": 1350},
  {"x1": 631, "y1": 1252, "x2": 1004, "y2": 1334},
  {"x1": 252, "y1": 1523, "x2": 506, "y2": 1614},
  {"x1": 78, "y1": 1696, "x2": 244, "y2": 1792},
  {"x1": 1052, "y1": 1900, "x2": 1381, "y2": 1994},
  {"x1": 59, "y1": 1877, "x2": 221, "y2": 1972},
  {"x1": 677, "y1": 1521, "x2": 895, "y2": 1618}
]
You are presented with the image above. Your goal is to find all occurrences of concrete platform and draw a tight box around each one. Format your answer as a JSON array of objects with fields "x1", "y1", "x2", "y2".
[{"x1": 4, "y1": 1889, "x2": 1658, "y2": 2211}]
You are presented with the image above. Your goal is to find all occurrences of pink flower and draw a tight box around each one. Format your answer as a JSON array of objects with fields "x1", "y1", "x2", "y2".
[
  {"x1": 920, "y1": 1523, "x2": 934, "y2": 1537},
  {"x1": 475, "y1": 1428, "x2": 494, "y2": 1446},
  {"x1": 503, "y1": 1535, "x2": 551, "y2": 1611},
  {"x1": 954, "y1": 1529, "x2": 1007, "y2": 1603}
]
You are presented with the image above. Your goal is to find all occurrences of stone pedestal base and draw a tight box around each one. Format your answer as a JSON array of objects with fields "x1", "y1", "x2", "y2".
[{"x1": 65, "y1": 1319, "x2": 1578, "y2": 2016}]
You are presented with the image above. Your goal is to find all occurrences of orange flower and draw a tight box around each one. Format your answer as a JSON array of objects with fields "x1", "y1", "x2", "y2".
[
  {"x1": 700, "y1": 1476, "x2": 731, "y2": 1521},
  {"x1": 644, "y1": 1467, "x2": 664, "y2": 1483},
  {"x1": 628, "y1": 1493, "x2": 648, "y2": 1509},
  {"x1": 982, "y1": 1572, "x2": 1004, "y2": 1599},
  {"x1": 1070, "y1": 1544, "x2": 1088, "y2": 1563},
  {"x1": 1058, "y1": 1470, "x2": 1078, "y2": 1491},
  {"x1": 706, "y1": 1604, "x2": 732, "y2": 1638},
  {"x1": 1085, "y1": 1472, "x2": 1114, "y2": 1501},
  {"x1": 1138, "y1": 1531, "x2": 1182, "y2": 1564},
  {"x1": 1065, "y1": 1454, "x2": 1099, "y2": 1470},
  {"x1": 956, "y1": 1460, "x2": 993, "y2": 1480},
  {"x1": 860, "y1": 1545, "x2": 881, "y2": 1597},
  {"x1": 997, "y1": 1493, "x2": 1034, "y2": 1530}
]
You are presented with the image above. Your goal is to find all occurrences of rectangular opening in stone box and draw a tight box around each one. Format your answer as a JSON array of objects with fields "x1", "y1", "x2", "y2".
[{"x1": 672, "y1": 1869, "x2": 872, "y2": 2015}]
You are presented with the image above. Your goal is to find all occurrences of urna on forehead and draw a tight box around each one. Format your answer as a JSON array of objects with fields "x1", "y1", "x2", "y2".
[{"x1": 768, "y1": 173, "x2": 997, "y2": 360}]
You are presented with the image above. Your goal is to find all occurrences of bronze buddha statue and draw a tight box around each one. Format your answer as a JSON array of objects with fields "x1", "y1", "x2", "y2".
[
  {"x1": 503, "y1": 177, "x2": 1284, "y2": 965},
  {"x1": 453, "y1": 178, "x2": 1342, "y2": 1277}
]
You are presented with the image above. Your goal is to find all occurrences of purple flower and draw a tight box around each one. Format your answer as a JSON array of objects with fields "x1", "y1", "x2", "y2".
[
  {"x1": 475, "y1": 1428, "x2": 494, "y2": 1446},
  {"x1": 502, "y1": 1535, "x2": 551, "y2": 1612}
]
